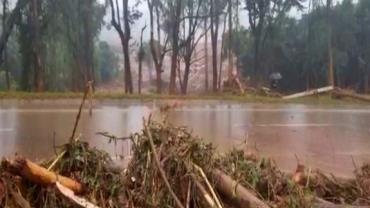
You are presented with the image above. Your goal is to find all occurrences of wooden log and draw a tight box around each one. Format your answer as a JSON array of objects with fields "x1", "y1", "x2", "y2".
[
  {"x1": 8, "y1": 157, "x2": 83, "y2": 194},
  {"x1": 56, "y1": 182, "x2": 100, "y2": 208},
  {"x1": 212, "y1": 169, "x2": 270, "y2": 208},
  {"x1": 193, "y1": 179, "x2": 217, "y2": 208},
  {"x1": 314, "y1": 197, "x2": 370, "y2": 208},
  {"x1": 283, "y1": 86, "x2": 334, "y2": 100},
  {"x1": 332, "y1": 89, "x2": 370, "y2": 103}
]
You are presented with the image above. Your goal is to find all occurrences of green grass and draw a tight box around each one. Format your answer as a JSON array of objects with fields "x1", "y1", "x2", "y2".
[{"x1": 0, "y1": 91, "x2": 367, "y2": 105}]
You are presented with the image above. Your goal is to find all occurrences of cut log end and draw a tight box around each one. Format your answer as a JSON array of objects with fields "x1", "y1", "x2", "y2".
[{"x1": 5, "y1": 156, "x2": 84, "y2": 194}]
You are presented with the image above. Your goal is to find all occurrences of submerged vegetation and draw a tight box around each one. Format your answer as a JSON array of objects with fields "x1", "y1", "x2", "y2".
[{"x1": 0, "y1": 120, "x2": 369, "y2": 208}]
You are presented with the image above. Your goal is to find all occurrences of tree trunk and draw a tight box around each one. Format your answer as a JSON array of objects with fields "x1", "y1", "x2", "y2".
[
  {"x1": 138, "y1": 56, "x2": 143, "y2": 94},
  {"x1": 254, "y1": 34, "x2": 260, "y2": 77},
  {"x1": 169, "y1": 0, "x2": 181, "y2": 94},
  {"x1": 213, "y1": 169, "x2": 270, "y2": 208},
  {"x1": 123, "y1": 0, "x2": 133, "y2": 93},
  {"x1": 182, "y1": 58, "x2": 191, "y2": 95},
  {"x1": 82, "y1": 0, "x2": 94, "y2": 88},
  {"x1": 155, "y1": 66, "x2": 162, "y2": 93},
  {"x1": 2, "y1": 0, "x2": 10, "y2": 90},
  {"x1": 148, "y1": 0, "x2": 163, "y2": 94},
  {"x1": 327, "y1": 0, "x2": 334, "y2": 87},
  {"x1": 31, "y1": 0, "x2": 44, "y2": 92},
  {"x1": 218, "y1": 15, "x2": 227, "y2": 89},
  {"x1": 210, "y1": 0, "x2": 219, "y2": 93},
  {"x1": 227, "y1": 0, "x2": 233, "y2": 81},
  {"x1": 204, "y1": 18, "x2": 209, "y2": 92}
]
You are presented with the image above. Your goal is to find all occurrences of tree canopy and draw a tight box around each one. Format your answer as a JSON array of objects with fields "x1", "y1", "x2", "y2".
[{"x1": 0, "y1": 0, "x2": 369, "y2": 94}]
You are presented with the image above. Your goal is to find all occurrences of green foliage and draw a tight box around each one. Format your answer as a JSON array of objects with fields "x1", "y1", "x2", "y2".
[{"x1": 224, "y1": 0, "x2": 370, "y2": 92}]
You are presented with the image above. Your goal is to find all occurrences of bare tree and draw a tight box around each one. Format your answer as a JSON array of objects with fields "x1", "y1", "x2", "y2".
[
  {"x1": 218, "y1": 14, "x2": 227, "y2": 89},
  {"x1": 227, "y1": 0, "x2": 234, "y2": 81},
  {"x1": 179, "y1": 0, "x2": 206, "y2": 94},
  {"x1": 31, "y1": 0, "x2": 44, "y2": 92},
  {"x1": 169, "y1": 0, "x2": 182, "y2": 94},
  {"x1": 209, "y1": 0, "x2": 225, "y2": 92},
  {"x1": 147, "y1": 0, "x2": 170, "y2": 94},
  {"x1": 204, "y1": 17, "x2": 209, "y2": 92},
  {"x1": 2, "y1": 0, "x2": 9, "y2": 90},
  {"x1": 109, "y1": 0, "x2": 133, "y2": 93},
  {"x1": 82, "y1": 0, "x2": 94, "y2": 87}
]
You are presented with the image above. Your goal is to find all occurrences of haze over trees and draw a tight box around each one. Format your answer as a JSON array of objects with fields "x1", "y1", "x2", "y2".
[{"x1": 0, "y1": 0, "x2": 369, "y2": 94}]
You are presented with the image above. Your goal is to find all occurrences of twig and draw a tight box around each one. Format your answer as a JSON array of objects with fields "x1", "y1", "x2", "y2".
[
  {"x1": 70, "y1": 81, "x2": 91, "y2": 142},
  {"x1": 186, "y1": 180, "x2": 191, "y2": 208},
  {"x1": 192, "y1": 163, "x2": 223, "y2": 208},
  {"x1": 88, "y1": 80, "x2": 94, "y2": 116},
  {"x1": 306, "y1": 167, "x2": 312, "y2": 188},
  {"x1": 192, "y1": 176, "x2": 216, "y2": 208},
  {"x1": 96, "y1": 132, "x2": 130, "y2": 143},
  {"x1": 47, "y1": 150, "x2": 66, "y2": 171},
  {"x1": 56, "y1": 182, "x2": 100, "y2": 208},
  {"x1": 144, "y1": 121, "x2": 185, "y2": 208}
]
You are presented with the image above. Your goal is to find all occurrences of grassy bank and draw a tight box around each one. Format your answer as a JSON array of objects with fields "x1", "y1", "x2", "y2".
[{"x1": 0, "y1": 91, "x2": 367, "y2": 105}]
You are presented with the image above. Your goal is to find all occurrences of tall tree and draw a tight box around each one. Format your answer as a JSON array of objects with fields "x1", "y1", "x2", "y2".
[
  {"x1": 82, "y1": 0, "x2": 95, "y2": 87},
  {"x1": 168, "y1": 0, "x2": 182, "y2": 94},
  {"x1": 244, "y1": 0, "x2": 304, "y2": 82},
  {"x1": 209, "y1": 0, "x2": 225, "y2": 92},
  {"x1": 327, "y1": 0, "x2": 334, "y2": 86},
  {"x1": 179, "y1": 0, "x2": 206, "y2": 94},
  {"x1": 30, "y1": 0, "x2": 44, "y2": 91},
  {"x1": 204, "y1": 16, "x2": 209, "y2": 91},
  {"x1": 227, "y1": 0, "x2": 234, "y2": 81},
  {"x1": 147, "y1": 0, "x2": 170, "y2": 94},
  {"x1": 109, "y1": 0, "x2": 135, "y2": 93},
  {"x1": 2, "y1": 0, "x2": 9, "y2": 90},
  {"x1": 59, "y1": 0, "x2": 104, "y2": 91}
]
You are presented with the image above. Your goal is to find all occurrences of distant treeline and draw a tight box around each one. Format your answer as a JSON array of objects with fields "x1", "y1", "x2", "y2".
[{"x1": 0, "y1": 0, "x2": 368, "y2": 94}]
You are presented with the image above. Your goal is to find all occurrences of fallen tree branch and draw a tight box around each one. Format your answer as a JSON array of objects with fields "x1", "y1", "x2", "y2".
[
  {"x1": 56, "y1": 182, "x2": 100, "y2": 208},
  {"x1": 70, "y1": 81, "x2": 91, "y2": 142},
  {"x1": 193, "y1": 177, "x2": 217, "y2": 207},
  {"x1": 332, "y1": 88, "x2": 370, "y2": 103},
  {"x1": 314, "y1": 197, "x2": 369, "y2": 208},
  {"x1": 9, "y1": 188, "x2": 31, "y2": 208},
  {"x1": 5, "y1": 157, "x2": 83, "y2": 194},
  {"x1": 283, "y1": 86, "x2": 334, "y2": 100},
  {"x1": 192, "y1": 163, "x2": 223, "y2": 208},
  {"x1": 212, "y1": 169, "x2": 270, "y2": 208}
]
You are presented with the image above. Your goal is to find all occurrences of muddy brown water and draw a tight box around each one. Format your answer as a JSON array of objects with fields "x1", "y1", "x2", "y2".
[{"x1": 0, "y1": 99, "x2": 369, "y2": 178}]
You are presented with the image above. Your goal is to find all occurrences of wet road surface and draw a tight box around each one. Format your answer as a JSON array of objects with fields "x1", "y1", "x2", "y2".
[{"x1": 0, "y1": 100, "x2": 369, "y2": 177}]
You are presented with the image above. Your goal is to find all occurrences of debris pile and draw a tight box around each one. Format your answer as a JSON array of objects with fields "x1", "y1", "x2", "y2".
[
  {"x1": 0, "y1": 141, "x2": 125, "y2": 208},
  {"x1": 0, "y1": 120, "x2": 369, "y2": 208}
]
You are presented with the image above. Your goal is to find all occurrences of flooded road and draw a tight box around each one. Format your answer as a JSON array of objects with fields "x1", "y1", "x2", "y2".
[{"x1": 0, "y1": 100, "x2": 369, "y2": 177}]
